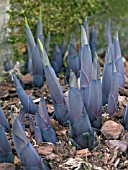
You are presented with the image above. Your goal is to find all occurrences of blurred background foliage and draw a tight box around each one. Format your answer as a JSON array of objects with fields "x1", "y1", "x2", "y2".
[{"x1": 7, "y1": 0, "x2": 128, "y2": 62}]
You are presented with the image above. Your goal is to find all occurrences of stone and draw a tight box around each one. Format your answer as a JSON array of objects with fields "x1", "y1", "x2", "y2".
[
  {"x1": 101, "y1": 120, "x2": 124, "y2": 139},
  {"x1": 37, "y1": 145, "x2": 53, "y2": 155},
  {"x1": 106, "y1": 140, "x2": 127, "y2": 152}
]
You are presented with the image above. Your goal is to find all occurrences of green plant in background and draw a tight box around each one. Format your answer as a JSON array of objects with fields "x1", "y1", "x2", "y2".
[{"x1": 7, "y1": 0, "x2": 105, "y2": 62}]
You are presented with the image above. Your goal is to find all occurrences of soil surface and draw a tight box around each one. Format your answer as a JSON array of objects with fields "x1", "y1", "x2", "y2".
[{"x1": 0, "y1": 62, "x2": 128, "y2": 170}]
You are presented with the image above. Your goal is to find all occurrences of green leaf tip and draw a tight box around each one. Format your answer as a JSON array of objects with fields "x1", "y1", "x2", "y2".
[
  {"x1": 38, "y1": 38, "x2": 44, "y2": 54},
  {"x1": 24, "y1": 17, "x2": 29, "y2": 27},
  {"x1": 39, "y1": 7, "x2": 42, "y2": 20}
]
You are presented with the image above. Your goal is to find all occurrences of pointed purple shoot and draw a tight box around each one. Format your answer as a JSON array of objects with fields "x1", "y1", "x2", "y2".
[
  {"x1": 36, "y1": 96, "x2": 58, "y2": 144},
  {"x1": 32, "y1": 45, "x2": 44, "y2": 87},
  {"x1": 88, "y1": 80, "x2": 102, "y2": 119},
  {"x1": 38, "y1": 40, "x2": 68, "y2": 125},
  {"x1": 24, "y1": 17, "x2": 35, "y2": 54},
  {"x1": 34, "y1": 126, "x2": 43, "y2": 144},
  {"x1": 67, "y1": 34, "x2": 80, "y2": 74},
  {"x1": 87, "y1": 52, "x2": 102, "y2": 129},
  {"x1": 102, "y1": 47, "x2": 112, "y2": 105},
  {"x1": 80, "y1": 44, "x2": 92, "y2": 88},
  {"x1": 27, "y1": 45, "x2": 33, "y2": 75},
  {"x1": 123, "y1": 104, "x2": 128, "y2": 130},
  {"x1": 37, "y1": 96, "x2": 51, "y2": 129},
  {"x1": 52, "y1": 43, "x2": 63, "y2": 74},
  {"x1": 0, "y1": 107, "x2": 10, "y2": 132},
  {"x1": 68, "y1": 87, "x2": 84, "y2": 124},
  {"x1": 107, "y1": 62, "x2": 119, "y2": 116},
  {"x1": 11, "y1": 113, "x2": 50, "y2": 169},
  {"x1": 36, "y1": 8, "x2": 43, "y2": 42},
  {"x1": 60, "y1": 39, "x2": 66, "y2": 58},
  {"x1": 90, "y1": 26, "x2": 97, "y2": 61},
  {"x1": 19, "y1": 108, "x2": 25, "y2": 130},
  {"x1": 81, "y1": 25, "x2": 88, "y2": 47},
  {"x1": 68, "y1": 87, "x2": 97, "y2": 150},
  {"x1": 13, "y1": 73, "x2": 37, "y2": 114},
  {"x1": 113, "y1": 30, "x2": 124, "y2": 87},
  {"x1": 83, "y1": 17, "x2": 89, "y2": 41},
  {"x1": 0, "y1": 125, "x2": 14, "y2": 163},
  {"x1": 80, "y1": 43, "x2": 92, "y2": 108}
]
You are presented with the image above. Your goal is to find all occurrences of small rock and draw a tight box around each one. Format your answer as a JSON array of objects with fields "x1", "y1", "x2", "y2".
[
  {"x1": 76, "y1": 148, "x2": 91, "y2": 156},
  {"x1": 0, "y1": 163, "x2": 16, "y2": 170},
  {"x1": 45, "y1": 153, "x2": 57, "y2": 160},
  {"x1": 106, "y1": 140, "x2": 127, "y2": 152},
  {"x1": 69, "y1": 147, "x2": 76, "y2": 157},
  {"x1": 22, "y1": 73, "x2": 33, "y2": 84},
  {"x1": 37, "y1": 145, "x2": 53, "y2": 155},
  {"x1": 101, "y1": 120, "x2": 124, "y2": 139}
]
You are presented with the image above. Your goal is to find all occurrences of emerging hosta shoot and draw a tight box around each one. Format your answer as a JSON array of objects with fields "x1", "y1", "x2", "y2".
[
  {"x1": 107, "y1": 61, "x2": 119, "y2": 116},
  {"x1": 123, "y1": 104, "x2": 128, "y2": 130},
  {"x1": 0, "y1": 125, "x2": 14, "y2": 163},
  {"x1": 68, "y1": 87, "x2": 97, "y2": 150},
  {"x1": 35, "y1": 126, "x2": 43, "y2": 144},
  {"x1": 87, "y1": 52, "x2": 102, "y2": 130},
  {"x1": 51, "y1": 43, "x2": 63, "y2": 74},
  {"x1": 11, "y1": 113, "x2": 50, "y2": 170},
  {"x1": 0, "y1": 107, "x2": 10, "y2": 132},
  {"x1": 36, "y1": 96, "x2": 58, "y2": 144},
  {"x1": 13, "y1": 73, "x2": 37, "y2": 115},
  {"x1": 38, "y1": 39, "x2": 68, "y2": 125},
  {"x1": 60, "y1": 39, "x2": 66, "y2": 58},
  {"x1": 80, "y1": 25, "x2": 92, "y2": 108},
  {"x1": 32, "y1": 45, "x2": 44, "y2": 87},
  {"x1": 102, "y1": 46, "x2": 112, "y2": 105},
  {"x1": 83, "y1": 17, "x2": 89, "y2": 41},
  {"x1": 67, "y1": 34, "x2": 80, "y2": 76},
  {"x1": 90, "y1": 26, "x2": 97, "y2": 61},
  {"x1": 113, "y1": 30, "x2": 124, "y2": 87},
  {"x1": 24, "y1": 17, "x2": 35, "y2": 54}
]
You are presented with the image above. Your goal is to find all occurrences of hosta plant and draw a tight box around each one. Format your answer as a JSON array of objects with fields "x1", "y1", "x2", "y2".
[
  {"x1": 107, "y1": 61, "x2": 119, "y2": 116},
  {"x1": 0, "y1": 125, "x2": 14, "y2": 163},
  {"x1": 13, "y1": 73, "x2": 37, "y2": 115},
  {"x1": 68, "y1": 87, "x2": 97, "y2": 150},
  {"x1": 87, "y1": 52, "x2": 102, "y2": 130},
  {"x1": 38, "y1": 39, "x2": 68, "y2": 125},
  {"x1": 102, "y1": 46, "x2": 112, "y2": 105},
  {"x1": 80, "y1": 25, "x2": 92, "y2": 108},
  {"x1": 67, "y1": 34, "x2": 80, "y2": 76},
  {"x1": 11, "y1": 113, "x2": 50, "y2": 170},
  {"x1": 113, "y1": 30, "x2": 124, "y2": 87},
  {"x1": 0, "y1": 107, "x2": 10, "y2": 132},
  {"x1": 36, "y1": 96, "x2": 58, "y2": 144},
  {"x1": 51, "y1": 43, "x2": 63, "y2": 75}
]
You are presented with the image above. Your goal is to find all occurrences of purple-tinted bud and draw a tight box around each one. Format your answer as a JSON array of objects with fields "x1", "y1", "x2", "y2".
[
  {"x1": 0, "y1": 125, "x2": 14, "y2": 163},
  {"x1": 0, "y1": 107, "x2": 10, "y2": 132},
  {"x1": 13, "y1": 73, "x2": 37, "y2": 115},
  {"x1": 34, "y1": 126, "x2": 43, "y2": 144}
]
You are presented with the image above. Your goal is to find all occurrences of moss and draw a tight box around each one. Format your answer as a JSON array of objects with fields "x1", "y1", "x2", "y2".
[{"x1": 8, "y1": 0, "x2": 105, "y2": 61}]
